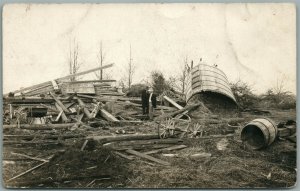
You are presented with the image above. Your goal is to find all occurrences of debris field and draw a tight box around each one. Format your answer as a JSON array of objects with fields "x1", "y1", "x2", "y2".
[{"x1": 2, "y1": 64, "x2": 297, "y2": 188}]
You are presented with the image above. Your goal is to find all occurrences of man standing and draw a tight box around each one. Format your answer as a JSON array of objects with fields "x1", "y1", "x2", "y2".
[
  {"x1": 141, "y1": 86, "x2": 149, "y2": 115},
  {"x1": 148, "y1": 87, "x2": 157, "y2": 120}
]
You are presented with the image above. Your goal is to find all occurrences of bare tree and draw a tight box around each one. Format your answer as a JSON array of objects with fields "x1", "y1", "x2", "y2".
[
  {"x1": 68, "y1": 38, "x2": 81, "y2": 81},
  {"x1": 178, "y1": 56, "x2": 189, "y2": 94},
  {"x1": 127, "y1": 44, "x2": 135, "y2": 89},
  {"x1": 95, "y1": 41, "x2": 105, "y2": 80}
]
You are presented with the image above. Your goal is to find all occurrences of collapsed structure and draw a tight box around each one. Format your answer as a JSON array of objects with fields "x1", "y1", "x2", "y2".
[{"x1": 186, "y1": 64, "x2": 237, "y2": 111}]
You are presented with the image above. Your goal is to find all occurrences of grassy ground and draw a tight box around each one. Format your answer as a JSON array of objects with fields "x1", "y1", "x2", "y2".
[{"x1": 2, "y1": 108, "x2": 296, "y2": 188}]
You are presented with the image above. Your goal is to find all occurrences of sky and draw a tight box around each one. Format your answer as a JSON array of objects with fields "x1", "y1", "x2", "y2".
[{"x1": 3, "y1": 3, "x2": 296, "y2": 95}]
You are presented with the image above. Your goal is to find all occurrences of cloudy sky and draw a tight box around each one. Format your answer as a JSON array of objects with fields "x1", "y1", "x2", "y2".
[{"x1": 3, "y1": 3, "x2": 296, "y2": 94}]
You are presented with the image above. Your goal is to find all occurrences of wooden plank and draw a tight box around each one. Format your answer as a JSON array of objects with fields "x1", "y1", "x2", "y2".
[
  {"x1": 81, "y1": 140, "x2": 89, "y2": 151},
  {"x1": 22, "y1": 84, "x2": 53, "y2": 95},
  {"x1": 144, "y1": 145, "x2": 187, "y2": 155},
  {"x1": 99, "y1": 109, "x2": 119, "y2": 122},
  {"x1": 114, "y1": 151, "x2": 134, "y2": 160},
  {"x1": 55, "y1": 111, "x2": 63, "y2": 122},
  {"x1": 126, "y1": 149, "x2": 170, "y2": 166},
  {"x1": 57, "y1": 63, "x2": 114, "y2": 81},
  {"x1": 55, "y1": 103, "x2": 69, "y2": 122},
  {"x1": 5, "y1": 81, "x2": 52, "y2": 96},
  {"x1": 65, "y1": 83, "x2": 96, "y2": 94},
  {"x1": 5, "y1": 64, "x2": 113, "y2": 97},
  {"x1": 91, "y1": 102, "x2": 101, "y2": 118},
  {"x1": 11, "y1": 152, "x2": 49, "y2": 162},
  {"x1": 65, "y1": 80, "x2": 116, "y2": 83},
  {"x1": 163, "y1": 95, "x2": 183, "y2": 109},
  {"x1": 50, "y1": 92, "x2": 69, "y2": 113}
]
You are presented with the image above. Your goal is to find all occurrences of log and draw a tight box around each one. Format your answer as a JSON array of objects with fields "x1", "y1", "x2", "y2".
[
  {"x1": 144, "y1": 145, "x2": 187, "y2": 155},
  {"x1": 3, "y1": 123, "x2": 77, "y2": 130},
  {"x1": 87, "y1": 134, "x2": 159, "y2": 143},
  {"x1": 126, "y1": 149, "x2": 170, "y2": 166}
]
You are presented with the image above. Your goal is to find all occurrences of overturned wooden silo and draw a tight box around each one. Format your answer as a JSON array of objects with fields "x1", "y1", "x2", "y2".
[{"x1": 186, "y1": 64, "x2": 237, "y2": 111}]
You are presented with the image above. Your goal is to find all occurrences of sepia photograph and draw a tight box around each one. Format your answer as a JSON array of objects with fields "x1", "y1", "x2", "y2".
[{"x1": 2, "y1": 3, "x2": 296, "y2": 188}]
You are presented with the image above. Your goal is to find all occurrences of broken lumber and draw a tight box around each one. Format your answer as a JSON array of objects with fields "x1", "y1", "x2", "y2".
[
  {"x1": 3, "y1": 123, "x2": 77, "y2": 130},
  {"x1": 126, "y1": 149, "x2": 170, "y2": 166},
  {"x1": 114, "y1": 151, "x2": 134, "y2": 160},
  {"x1": 50, "y1": 92, "x2": 69, "y2": 113},
  {"x1": 154, "y1": 103, "x2": 201, "y2": 121},
  {"x1": 7, "y1": 154, "x2": 54, "y2": 182},
  {"x1": 99, "y1": 108, "x2": 119, "y2": 122},
  {"x1": 144, "y1": 145, "x2": 187, "y2": 155},
  {"x1": 55, "y1": 103, "x2": 69, "y2": 122},
  {"x1": 163, "y1": 95, "x2": 183, "y2": 109},
  {"x1": 4, "y1": 64, "x2": 114, "y2": 97},
  {"x1": 75, "y1": 97, "x2": 93, "y2": 119}
]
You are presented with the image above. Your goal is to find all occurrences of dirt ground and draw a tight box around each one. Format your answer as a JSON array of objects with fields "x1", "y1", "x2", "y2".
[{"x1": 2, "y1": 108, "x2": 296, "y2": 188}]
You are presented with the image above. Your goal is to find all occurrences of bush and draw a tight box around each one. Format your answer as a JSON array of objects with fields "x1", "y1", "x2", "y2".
[
  {"x1": 230, "y1": 80, "x2": 258, "y2": 109},
  {"x1": 126, "y1": 83, "x2": 148, "y2": 97},
  {"x1": 260, "y1": 89, "x2": 296, "y2": 110}
]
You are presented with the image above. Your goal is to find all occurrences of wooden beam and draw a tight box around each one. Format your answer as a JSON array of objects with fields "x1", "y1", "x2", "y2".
[
  {"x1": 163, "y1": 95, "x2": 183, "y2": 109},
  {"x1": 50, "y1": 92, "x2": 69, "y2": 113},
  {"x1": 65, "y1": 79, "x2": 116, "y2": 83},
  {"x1": 55, "y1": 103, "x2": 69, "y2": 122},
  {"x1": 75, "y1": 97, "x2": 93, "y2": 119},
  {"x1": 144, "y1": 145, "x2": 187, "y2": 155},
  {"x1": 114, "y1": 151, "x2": 134, "y2": 160},
  {"x1": 126, "y1": 149, "x2": 170, "y2": 166},
  {"x1": 57, "y1": 63, "x2": 114, "y2": 81}
]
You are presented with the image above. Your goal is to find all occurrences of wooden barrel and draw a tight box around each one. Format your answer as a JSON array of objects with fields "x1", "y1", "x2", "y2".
[{"x1": 241, "y1": 118, "x2": 277, "y2": 150}]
